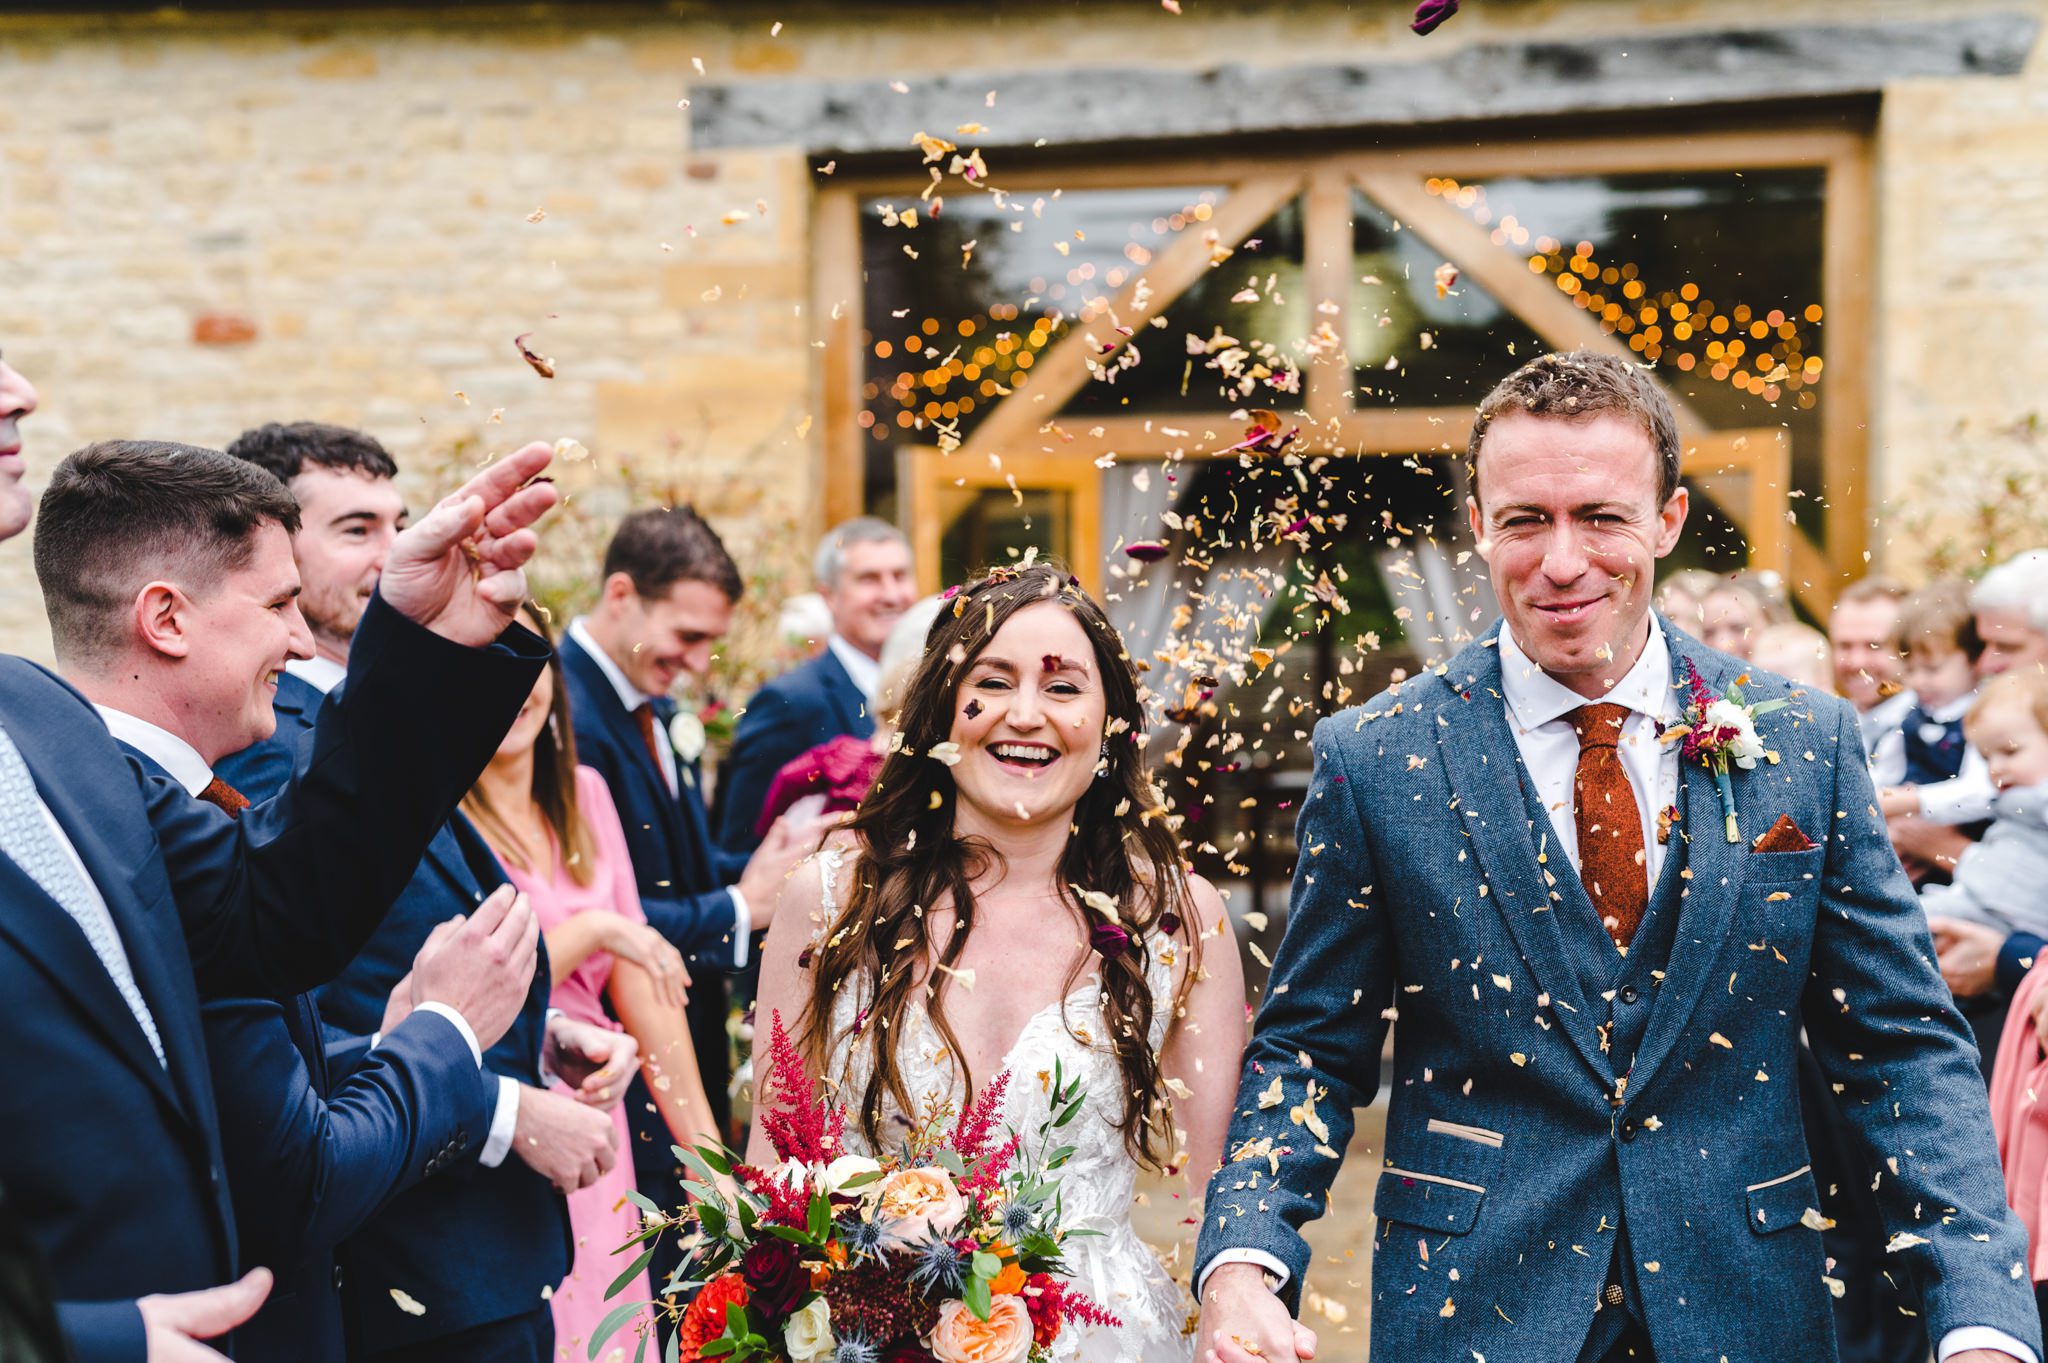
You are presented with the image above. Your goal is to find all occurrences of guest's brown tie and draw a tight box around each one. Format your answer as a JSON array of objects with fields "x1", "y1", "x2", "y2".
[
  {"x1": 1570, "y1": 703, "x2": 1647, "y2": 950},
  {"x1": 633, "y1": 702, "x2": 666, "y2": 773},
  {"x1": 198, "y1": 776, "x2": 250, "y2": 819}
]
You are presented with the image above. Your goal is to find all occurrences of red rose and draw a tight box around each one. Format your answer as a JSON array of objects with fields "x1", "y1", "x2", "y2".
[{"x1": 740, "y1": 1239, "x2": 807, "y2": 1321}]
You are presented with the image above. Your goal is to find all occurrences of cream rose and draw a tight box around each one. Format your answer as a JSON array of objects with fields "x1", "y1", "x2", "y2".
[
  {"x1": 873, "y1": 1165, "x2": 966, "y2": 1249},
  {"x1": 930, "y1": 1296, "x2": 1032, "y2": 1363},
  {"x1": 668, "y1": 710, "x2": 707, "y2": 764},
  {"x1": 783, "y1": 1296, "x2": 835, "y2": 1363}
]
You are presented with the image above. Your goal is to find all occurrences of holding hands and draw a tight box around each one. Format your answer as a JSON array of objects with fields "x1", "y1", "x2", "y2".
[
  {"x1": 545, "y1": 1014, "x2": 639, "y2": 1110},
  {"x1": 1197, "y1": 1264, "x2": 1318, "y2": 1363},
  {"x1": 378, "y1": 441, "x2": 559, "y2": 646}
]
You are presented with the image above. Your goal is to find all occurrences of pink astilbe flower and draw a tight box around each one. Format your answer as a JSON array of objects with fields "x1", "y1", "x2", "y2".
[
  {"x1": 960, "y1": 1132, "x2": 1021, "y2": 1206},
  {"x1": 949, "y1": 1069, "x2": 1012, "y2": 1159},
  {"x1": 756, "y1": 1011, "x2": 845, "y2": 1166},
  {"x1": 1059, "y1": 1286, "x2": 1125, "y2": 1331}
]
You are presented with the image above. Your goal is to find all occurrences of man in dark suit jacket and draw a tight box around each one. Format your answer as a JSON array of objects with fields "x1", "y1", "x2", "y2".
[
  {"x1": 712, "y1": 516, "x2": 914, "y2": 862},
  {"x1": 50, "y1": 453, "x2": 544, "y2": 1363},
  {"x1": 217, "y1": 421, "x2": 624, "y2": 1363},
  {"x1": 559, "y1": 506, "x2": 818, "y2": 1304},
  {"x1": 1, "y1": 417, "x2": 558, "y2": 1363}
]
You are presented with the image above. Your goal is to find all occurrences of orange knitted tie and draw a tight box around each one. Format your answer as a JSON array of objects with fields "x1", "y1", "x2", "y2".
[
  {"x1": 1569, "y1": 703, "x2": 1648, "y2": 950},
  {"x1": 634, "y1": 702, "x2": 665, "y2": 773},
  {"x1": 198, "y1": 776, "x2": 250, "y2": 820}
]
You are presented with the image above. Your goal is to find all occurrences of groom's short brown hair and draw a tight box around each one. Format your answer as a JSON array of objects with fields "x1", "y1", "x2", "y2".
[{"x1": 1466, "y1": 350, "x2": 1681, "y2": 508}]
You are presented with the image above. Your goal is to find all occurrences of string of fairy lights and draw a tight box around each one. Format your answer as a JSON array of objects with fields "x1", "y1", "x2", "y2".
[
  {"x1": 859, "y1": 175, "x2": 1826, "y2": 438},
  {"x1": 1425, "y1": 176, "x2": 1824, "y2": 409}
]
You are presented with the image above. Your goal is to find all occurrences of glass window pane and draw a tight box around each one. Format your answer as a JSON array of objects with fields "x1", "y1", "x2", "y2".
[
  {"x1": 1441, "y1": 168, "x2": 1828, "y2": 544},
  {"x1": 1349, "y1": 189, "x2": 1547, "y2": 408},
  {"x1": 935, "y1": 485, "x2": 1071, "y2": 588}
]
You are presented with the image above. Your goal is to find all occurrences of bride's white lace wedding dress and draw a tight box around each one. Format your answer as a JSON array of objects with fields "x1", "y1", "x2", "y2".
[{"x1": 812, "y1": 848, "x2": 1195, "y2": 1362}]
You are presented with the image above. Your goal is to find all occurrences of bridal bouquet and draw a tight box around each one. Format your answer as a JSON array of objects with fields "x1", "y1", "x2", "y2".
[{"x1": 594, "y1": 1012, "x2": 1121, "y2": 1363}]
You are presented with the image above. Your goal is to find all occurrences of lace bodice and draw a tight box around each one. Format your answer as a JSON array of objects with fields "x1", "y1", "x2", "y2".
[{"x1": 812, "y1": 848, "x2": 1194, "y2": 1362}]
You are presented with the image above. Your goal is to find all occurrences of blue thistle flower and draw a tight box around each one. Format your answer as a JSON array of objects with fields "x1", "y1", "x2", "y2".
[
  {"x1": 837, "y1": 1215, "x2": 888, "y2": 1259},
  {"x1": 1000, "y1": 1199, "x2": 1037, "y2": 1242},
  {"x1": 906, "y1": 1235, "x2": 970, "y2": 1295},
  {"x1": 831, "y1": 1336, "x2": 880, "y2": 1363}
]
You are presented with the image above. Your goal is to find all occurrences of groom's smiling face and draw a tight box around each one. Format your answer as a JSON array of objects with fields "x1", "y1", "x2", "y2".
[{"x1": 1469, "y1": 412, "x2": 1687, "y2": 698}]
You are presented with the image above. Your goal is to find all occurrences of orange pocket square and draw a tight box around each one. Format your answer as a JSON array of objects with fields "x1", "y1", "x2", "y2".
[{"x1": 1751, "y1": 813, "x2": 1816, "y2": 854}]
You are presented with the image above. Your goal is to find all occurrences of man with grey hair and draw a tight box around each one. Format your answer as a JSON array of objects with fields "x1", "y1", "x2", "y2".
[
  {"x1": 713, "y1": 516, "x2": 914, "y2": 860},
  {"x1": 1972, "y1": 549, "x2": 2048, "y2": 677}
]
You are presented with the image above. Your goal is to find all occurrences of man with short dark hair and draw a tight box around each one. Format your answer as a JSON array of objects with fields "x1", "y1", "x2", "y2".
[
  {"x1": 713, "y1": 515, "x2": 914, "y2": 860},
  {"x1": 41, "y1": 440, "x2": 541, "y2": 1363},
  {"x1": 0, "y1": 403, "x2": 558, "y2": 1363},
  {"x1": 216, "y1": 422, "x2": 620, "y2": 1363},
  {"x1": 215, "y1": 423, "x2": 407, "y2": 793},
  {"x1": 559, "y1": 504, "x2": 816, "y2": 1308},
  {"x1": 1195, "y1": 350, "x2": 2037, "y2": 1363}
]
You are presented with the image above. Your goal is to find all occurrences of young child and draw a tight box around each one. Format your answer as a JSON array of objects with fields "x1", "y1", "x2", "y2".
[
  {"x1": 1878, "y1": 578, "x2": 1995, "y2": 826},
  {"x1": 1917, "y1": 670, "x2": 2048, "y2": 936}
]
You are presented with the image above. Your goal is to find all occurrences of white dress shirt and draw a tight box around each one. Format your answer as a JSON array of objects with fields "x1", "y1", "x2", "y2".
[
  {"x1": 1198, "y1": 627, "x2": 2038, "y2": 1363},
  {"x1": 284, "y1": 654, "x2": 348, "y2": 696},
  {"x1": 94, "y1": 703, "x2": 486, "y2": 1068},
  {"x1": 826, "y1": 633, "x2": 881, "y2": 714},
  {"x1": 567, "y1": 617, "x2": 750, "y2": 966}
]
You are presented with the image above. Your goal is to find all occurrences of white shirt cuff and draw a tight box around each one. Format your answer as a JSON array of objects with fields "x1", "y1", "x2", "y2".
[
  {"x1": 1938, "y1": 1326, "x2": 2037, "y2": 1363},
  {"x1": 727, "y1": 886, "x2": 752, "y2": 970},
  {"x1": 477, "y1": 1076, "x2": 521, "y2": 1167},
  {"x1": 1195, "y1": 1248, "x2": 1291, "y2": 1301},
  {"x1": 408, "y1": 1001, "x2": 484, "y2": 1068}
]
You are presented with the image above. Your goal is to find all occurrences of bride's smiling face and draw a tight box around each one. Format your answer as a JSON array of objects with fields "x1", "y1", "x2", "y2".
[{"x1": 947, "y1": 601, "x2": 1106, "y2": 831}]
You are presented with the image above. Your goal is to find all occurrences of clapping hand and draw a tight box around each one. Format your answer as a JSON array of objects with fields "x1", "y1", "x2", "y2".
[
  {"x1": 545, "y1": 1014, "x2": 640, "y2": 1110},
  {"x1": 1928, "y1": 915, "x2": 2003, "y2": 999},
  {"x1": 138, "y1": 1267, "x2": 271, "y2": 1362},
  {"x1": 378, "y1": 441, "x2": 559, "y2": 646}
]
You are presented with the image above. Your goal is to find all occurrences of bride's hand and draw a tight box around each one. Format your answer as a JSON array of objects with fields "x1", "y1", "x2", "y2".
[{"x1": 1198, "y1": 1264, "x2": 1317, "y2": 1363}]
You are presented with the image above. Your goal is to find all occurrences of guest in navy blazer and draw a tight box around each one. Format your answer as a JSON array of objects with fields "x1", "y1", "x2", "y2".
[
  {"x1": 558, "y1": 506, "x2": 819, "y2": 1305},
  {"x1": 48, "y1": 447, "x2": 545, "y2": 1363},
  {"x1": 217, "y1": 422, "x2": 626, "y2": 1363},
  {"x1": 5, "y1": 421, "x2": 558, "y2": 1363},
  {"x1": 712, "y1": 516, "x2": 915, "y2": 862}
]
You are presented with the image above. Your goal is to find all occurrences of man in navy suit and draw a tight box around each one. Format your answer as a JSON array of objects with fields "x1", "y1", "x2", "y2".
[
  {"x1": 0, "y1": 372, "x2": 560, "y2": 1362},
  {"x1": 39, "y1": 438, "x2": 545, "y2": 1363},
  {"x1": 712, "y1": 516, "x2": 914, "y2": 861},
  {"x1": 1194, "y1": 352, "x2": 2040, "y2": 1363},
  {"x1": 215, "y1": 422, "x2": 406, "y2": 794},
  {"x1": 558, "y1": 506, "x2": 817, "y2": 1304},
  {"x1": 216, "y1": 421, "x2": 626, "y2": 1363}
]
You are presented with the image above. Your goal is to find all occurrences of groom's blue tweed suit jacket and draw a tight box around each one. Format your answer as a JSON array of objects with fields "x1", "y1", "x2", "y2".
[{"x1": 1195, "y1": 618, "x2": 2041, "y2": 1361}]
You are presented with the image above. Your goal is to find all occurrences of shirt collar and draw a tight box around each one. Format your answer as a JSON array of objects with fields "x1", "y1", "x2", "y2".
[
  {"x1": 569, "y1": 615, "x2": 660, "y2": 713},
  {"x1": 284, "y1": 655, "x2": 348, "y2": 695},
  {"x1": 825, "y1": 634, "x2": 881, "y2": 705},
  {"x1": 95, "y1": 706, "x2": 214, "y2": 797},
  {"x1": 1497, "y1": 616, "x2": 1678, "y2": 731}
]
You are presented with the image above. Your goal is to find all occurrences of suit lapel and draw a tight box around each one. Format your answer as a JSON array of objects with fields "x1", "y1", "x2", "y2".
[
  {"x1": 1432, "y1": 635, "x2": 1611, "y2": 1087},
  {"x1": 563, "y1": 635, "x2": 694, "y2": 876},
  {"x1": 38, "y1": 742, "x2": 202, "y2": 1122},
  {"x1": 1620, "y1": 632, "x2": 1747, "y2": 1097}
]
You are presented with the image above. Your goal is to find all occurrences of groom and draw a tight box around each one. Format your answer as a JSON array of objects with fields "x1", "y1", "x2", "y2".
[{"x1": 1194, "y1": 351, "x2": 2041, "y2": 1362}]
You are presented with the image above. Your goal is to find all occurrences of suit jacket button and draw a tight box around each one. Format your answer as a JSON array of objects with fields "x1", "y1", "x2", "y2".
[
  {"x1": 1619, "y1": 1119, "x2": 1637, "y2": 1143},
  {"x1": 1620, "y1": 985, "x2": 1639, "y2": 1005},
  {"x1": 332, "y1": 1264, "x2": 345, "y2": 1290}
]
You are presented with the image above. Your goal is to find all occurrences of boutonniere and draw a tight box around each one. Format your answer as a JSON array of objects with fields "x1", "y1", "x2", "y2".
[
  {"x1": 667, "y1": 709, "x2": 707, "y2": 764},
  {"x1": 1659, "y1": 661, "x2": 1787, "y2": 843}
]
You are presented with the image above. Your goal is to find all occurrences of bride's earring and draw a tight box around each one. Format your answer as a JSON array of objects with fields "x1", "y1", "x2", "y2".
[{"x1": 1096, "y1": 740, "x2": 1111, "y2": 778}]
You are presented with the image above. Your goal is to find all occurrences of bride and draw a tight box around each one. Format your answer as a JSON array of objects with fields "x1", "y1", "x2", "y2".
[{"x1": 750, "y1": 561, "x2": 1246, "y2": 1362}]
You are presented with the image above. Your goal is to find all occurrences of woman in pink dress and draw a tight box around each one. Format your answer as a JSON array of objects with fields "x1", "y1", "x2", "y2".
[{"x1": 462, "y1": 606, "x2": 717, "y2": 1362}]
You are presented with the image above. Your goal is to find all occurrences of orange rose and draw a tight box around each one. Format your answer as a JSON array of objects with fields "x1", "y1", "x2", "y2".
[
  {"x1": 930, "y1": 1296, "x2": 1033, "y2": 1363},
  {"x1": 873, "y1": 1166, "x2": 966, "y2": 1249},
  {"x1": 984, "y1": 1240, "x2": 1025, "y2": 1296}
]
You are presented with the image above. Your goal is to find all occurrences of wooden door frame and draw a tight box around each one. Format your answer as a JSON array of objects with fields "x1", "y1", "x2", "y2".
[{"x1": 812, "y1": 114, "x2": 1873, "y2": 606}]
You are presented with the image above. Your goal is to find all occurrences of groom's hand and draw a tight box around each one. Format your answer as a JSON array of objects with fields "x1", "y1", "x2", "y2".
[
  {"x1": 379, "y1": 440, "x2": 558, "y2": 646},
  {"x1": 1198, "y1": 1263, "x2": 1316, "y2": 1363}
]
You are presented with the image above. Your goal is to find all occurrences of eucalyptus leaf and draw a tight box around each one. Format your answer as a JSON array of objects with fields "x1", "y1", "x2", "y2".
[{"x1": 589, "y1": 1299, "x2": 651, "y2": 1357}]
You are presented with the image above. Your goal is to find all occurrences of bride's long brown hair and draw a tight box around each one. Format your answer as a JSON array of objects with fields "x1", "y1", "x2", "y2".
[{"x1": 798, "y1": 562, "x2": 1199, "y2": 1168}]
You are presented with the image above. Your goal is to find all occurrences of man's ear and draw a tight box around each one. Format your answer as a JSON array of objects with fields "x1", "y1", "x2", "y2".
[
  {"x1": 1653, "y1": 487, "x2": 1690, "y2": 558},
  {"x1": 1466, "y1": 494, "x2": 1484, "y2": 549},
  {"x1": 134, "y1": 581, "x2": 193, "y2": 660},
  {"x1": 597, "y1": 571, "x2": 637, "y2": 613}
]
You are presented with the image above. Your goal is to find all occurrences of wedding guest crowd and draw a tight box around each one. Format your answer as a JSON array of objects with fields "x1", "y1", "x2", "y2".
[{"x1": 0, "y1": 350, "x2": 907, "y2": 1363}]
